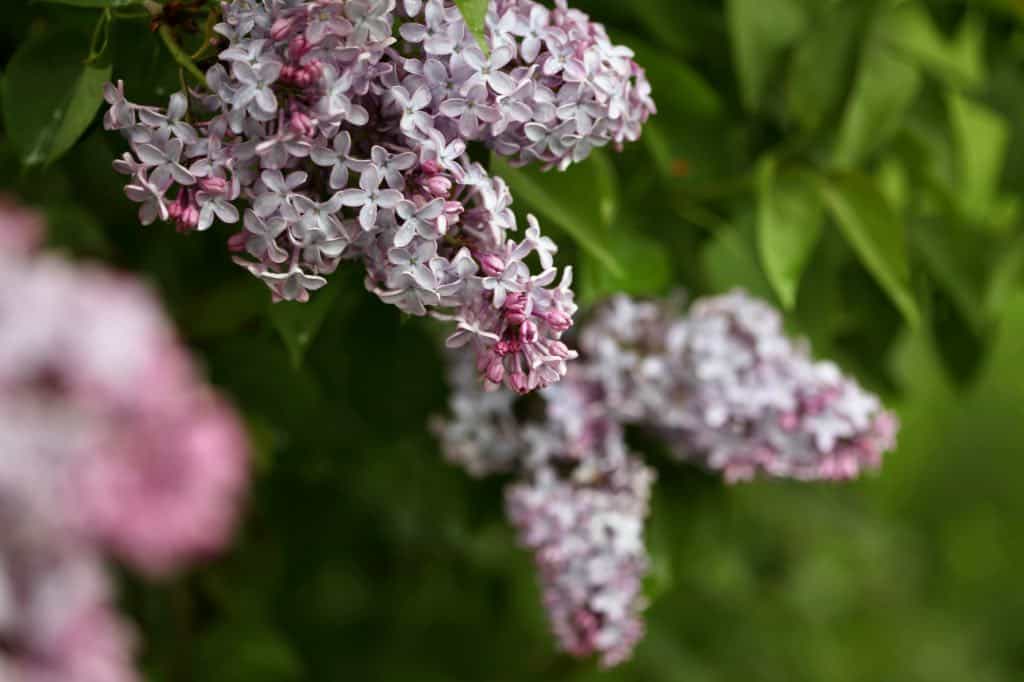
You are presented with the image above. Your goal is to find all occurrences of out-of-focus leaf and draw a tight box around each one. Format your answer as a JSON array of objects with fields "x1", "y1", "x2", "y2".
[
  {"x1": 947, "y1": 92, "x2": 1009, "y2": 226},
  {"x1": 2, "y1": 29, "x2": 111, "y2": 166},
  {"x1": 833, "y1": 44, "x2": 921, "y2": 167},
  {"x1": 579, "y1": 227, "x2": 671, "y2": 308},
  {"x1": 44, "y1": 203, "x2": 112, "y2": 258},
  {"x1": 910, "y1": 220, "x2": 989, "y2": 334},
  {"x1": 784, "y1": 1, "x2": 867, "y2": 131},
  {"x1": 453, "y1": 0, "x2": 488, "y2": 52},
  {"x1": 985, "y1": 236, "x2": 1024, "y2": 322},
  {"x1": 726, "y1": 0, "x2": 807, "y2": 110},
  {"x1": 35, "y1": 0, "x2": 139, "y2": 5},
  {"x1": 879, "y1": 3, "x2": 985, "y2": 89},
  {"x1": 702, "y1": 217, "x2": 775, "y2": 301},
  {"x1": 492, "y1": 152, "x2": 623, "y2": 277},
  {"x1": 196, "y1": 622, "x2": 303, "y2": 682},
  {"x1": 269, "y1": 280, "x2": 342, "y2": 368},
  {"x1": 756, "y1": 157, "x2": 823, "y2": 309},
  {"x1": 819, "y1": 173, "x2": 920, "y2": 326}
]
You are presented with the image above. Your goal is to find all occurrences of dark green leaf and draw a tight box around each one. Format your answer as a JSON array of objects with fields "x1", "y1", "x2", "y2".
[
  {"x1": 453, "y1": 0, "x2": 489, "y2": 52},
  {"x1": 269, "y1": 280, "x2": 342, "y2": 368},
  {"x1": 727, "y1": 0, "x2": 807, "y2": 110},
  {"x1": 819, "y1": 173, "x2": 920, "y2": 326},
  {"x1": 35, "y1": 0, "x2": 140, "y2": 5},
  {"x1": 579, "y1": 228, "x2": 671, "y2": 308},
  {"x1": 492, "y1": 152, "x2": 623, "y2": 277},
  {"x1": 702, "y1": 217, "x2": 775, "y2": 301},
  {"x1": 756, "y1": 157, "x2": 823, "y2": 309},
  {"x1": 2, "y1": 29, "x2": 112, "y2": 166}
]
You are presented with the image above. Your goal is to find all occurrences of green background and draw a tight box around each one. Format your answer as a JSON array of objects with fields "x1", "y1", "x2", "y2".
[{"x1": 3, "y1": 0, "x2": 1024, "y2": 679}]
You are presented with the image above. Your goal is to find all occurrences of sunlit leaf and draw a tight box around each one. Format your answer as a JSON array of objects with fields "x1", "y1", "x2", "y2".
[
  {"x1": 947, "y1": 92, "x2": 1009, "y2": 225},
  {"x1": 756, "y1": 157, "x2": 823, "y2": 309},
  {"x1": 833, "y1": 45, "x2": 921, "y2": 167},
  {"x1": 879, "y1": 3, "x2": 985, "y2": 89},
  {"x1": 453, "y1": 0, "x2": 489, "y2": 52},
  {"x1": 819, "y1": 173, "x2": 920, "y2": 326}
]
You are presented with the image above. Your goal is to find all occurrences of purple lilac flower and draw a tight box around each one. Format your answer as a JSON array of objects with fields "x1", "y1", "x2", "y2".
[
  {"x1": 435, "y1": 290, "x2": 898, "y2": 666},
  {"x1": 105, "y1": 0, "x2": 654, "y2": 393},
  {"x1": 0, "y1": 199, "x2": 250, "y2": 680}
]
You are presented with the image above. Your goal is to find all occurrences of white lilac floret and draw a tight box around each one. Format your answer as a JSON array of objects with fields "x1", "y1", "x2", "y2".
[
  {"x1": 436, "y1": 290, "x2": 898, "y2": 666},
  {"x1": 104, "y1": 0, "x2": 655, "y2": 394}
]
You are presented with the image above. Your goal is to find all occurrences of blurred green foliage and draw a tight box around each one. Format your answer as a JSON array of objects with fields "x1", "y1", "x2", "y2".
[{"x1": 3, "y1": 0, "x2": 1024, "y2": 680}]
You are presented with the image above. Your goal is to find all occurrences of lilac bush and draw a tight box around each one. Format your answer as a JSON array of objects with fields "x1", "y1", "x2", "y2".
[
  {"x1": 104, "y1": 0, "x2": 655, "y2": 394},
  {"x1": 0, "y1": 200, "x2": 250, "y2": 680},
  {"x1": 436, "y1": 290, "x2": 898, "y2": 666}
]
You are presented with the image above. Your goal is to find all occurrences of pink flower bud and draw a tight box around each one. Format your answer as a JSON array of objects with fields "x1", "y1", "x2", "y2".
[
  {"x1": 519, "y1": 320, "x2": 539, "y2": 344},
  {"x1": 509, "y1": 371, "x2": 529, "y2": 394},
  {"x1": 270, "y1": 17, "x2": 296, "y2": 41},
  {"x1": 227, "y1": 231, "x2": 247, "y2": 253},
  {"x1": 486, "y1": 358, "x2": 505, "y2": 384},
  {"x1": 199, "y1": 176, "x2": 229, "y2": 195},
  {"x1": 423, "y1": 175, "x2": 452, "y2": 197},
  {"x1": 478, "y1": 253, "x2": 505, "y2": 277},
  {"x1": 421, "y1": 159, "x2": 443, "y2": 175},
  {"x1": 543, "y1": 310, "x2": 572, "y2": 332}
]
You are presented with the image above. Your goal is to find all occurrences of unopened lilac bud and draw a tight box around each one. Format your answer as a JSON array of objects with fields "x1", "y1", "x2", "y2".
[
  {"x1": 479, "y1": 253, "x2": 505, "y2": 277},
  {"x1": 486, "y1": 358, "x2": 506, "y2": 384},
  {"x1": 270, "y1": 17, "x2": 296, "y2": 41},
  {"x1": 519, "y1": 320, "x2": 539, "y2": 344},
  {"x1": 421, "y1": 159, "x2": 443, "y2": 175},
  {"x1": 199, "y1": 176, "x2": 229, "y2": 194},
  {"x1": 544, "y1": 310, "x2": 572, "y2": 332},
  {"x1": 423, "y1": 174, "x2": 453, "y2": 197},
  {"x1": 510, "y1": 372, "x2": 529, "y2": 394},
  {"x1": 227, "y1": 231, "x2": 247, "y2": 252},
  {"x1": 547, "y1": 340, "x2": 573, "y2": 359}
]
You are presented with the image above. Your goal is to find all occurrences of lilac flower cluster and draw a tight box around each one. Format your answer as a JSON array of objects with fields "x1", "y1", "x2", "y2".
[
  {"x1": 580, "y1": 291, "x2": 898, "y2": 482},
  {"x1": 0, "y1": 200, "x2": 250, "y2": 681},
  {"x1": 436, "y1": 290, "x2": 898, "y2": 666},
  {"x1": 437, "y1": 355, "x2": 654, "y2": 667},
  {"x1": 104, "y1": 0, "x2": 654, "y2": 393}
]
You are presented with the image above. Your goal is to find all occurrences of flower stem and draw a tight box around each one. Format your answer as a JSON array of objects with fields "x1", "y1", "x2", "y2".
[{"x1": 158, "y1": 24, "x2": 208, "y2": 88}]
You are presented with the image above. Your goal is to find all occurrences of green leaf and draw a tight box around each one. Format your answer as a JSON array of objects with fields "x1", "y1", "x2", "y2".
[
  {"x1": 727, "y1": 0, "x2": 807, "y2": 110},
  {"x1": 756, "y1": 158, "x2": 823, "y2": 309},
  {"x1": 453, "y1": 0, "x2": 489, "y2": 52},
  {"x1": 269, "y1": 280, "x2": 342, "y2": 368},
  {"x1": 491, "y1": 152, "x2": 623, "y2": 277},
  {"x1": 35, "y1": 0, "x2": 139, "y2": 5},
  {"x1": 818, "y1": 173, "x2": 920, "y2": 326},
  {"x1": 2, "y1": 29, "x2": 112, "y2": 166},
  {"x1": 579, "y1": 228, "x2": 671, "y2": 308},
  {"x1": 879, "y1": 3, "x2": 985, "y2": 89},
  {"x1": 702, "y1": 217, "x2": 775, "y2": 301},
  {"x1": 947, "y1": 92, "x2": 1009, "y2": 225},
  {"x1": 833, "y1": 44, "x2": 921, "y2": 167}
]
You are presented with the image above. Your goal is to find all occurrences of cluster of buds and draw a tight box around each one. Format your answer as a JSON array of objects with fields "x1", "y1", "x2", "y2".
[
  {"x1": 104, "y1": 0, "x2": 655, "y2": 393},
  {"x1": 436, "y1": 290, "x2": 898, "y2": 666},
  {"x1": 0, "y1": 199, "x2": 250, "y2": 681}
]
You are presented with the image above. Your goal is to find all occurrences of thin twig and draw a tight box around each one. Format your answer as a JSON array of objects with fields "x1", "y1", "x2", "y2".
[{"x1": 158, "y1": 24, "x2": 208, "y2": 87}]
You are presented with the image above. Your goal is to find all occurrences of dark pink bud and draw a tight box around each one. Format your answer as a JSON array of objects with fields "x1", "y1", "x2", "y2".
[
  {"x1": 423, "y1": 175, "x2": 452, "y2": 197},
  {"x1": 547, "y1": 340, "x2": 572, "y2": 359},
  {"x1": 199, "y1": 177, "x2": 229, "y2": 195},
  {"x1": 543, "y1": 309, "x2": 572, "y2": 332},
  {"x1": 478, "y1": 253, "x2": 505, "y2": 277},
  {"x1": 421, "y1": 159, "x2": 442, "y2": 175},
  {"x1": 509, "y1": 372, "x2": 530, "y2": 394},
  {"x1": 519, "y1": 320, "x2": 539, "y2": 344},
  {"x1": 227, "y1": 231, "x2": 247, "y2": 252},
  {"x1": 270, "y1": 17, "x2": 296, "y2": 41},
  {"x1": 485, "y1": 358, "x2": 505, "y2": 384}
]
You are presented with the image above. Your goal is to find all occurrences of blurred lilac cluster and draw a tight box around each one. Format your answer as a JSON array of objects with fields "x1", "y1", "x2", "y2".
[
  {"x1": 0, "y1": 200, "x2": 249, "y2": 681},
  {"x1": 104, "y1": 0, "x2": 655, "y2": 394},
  {"x1": 436, "y1": 290, "x2": 897, "y2": 666},
  {"x1": 580, "y1": 291, "x2": 898, "y2": 482}
]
